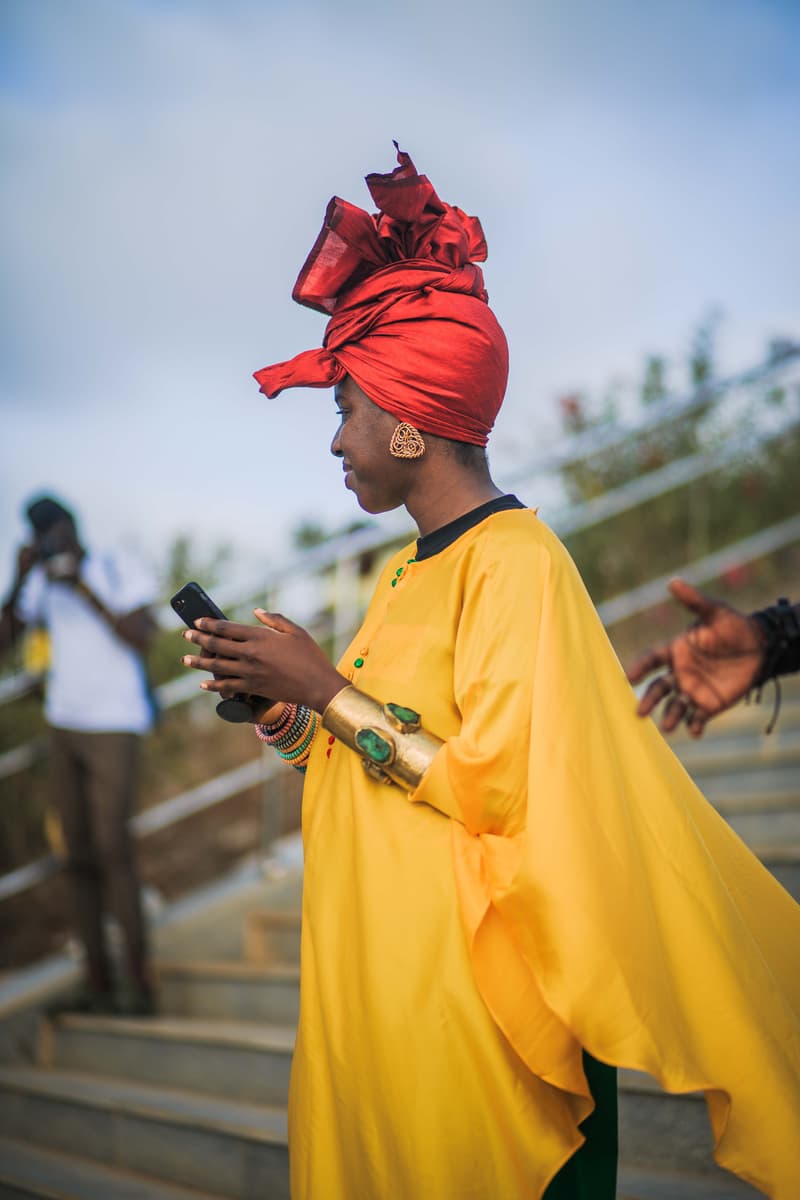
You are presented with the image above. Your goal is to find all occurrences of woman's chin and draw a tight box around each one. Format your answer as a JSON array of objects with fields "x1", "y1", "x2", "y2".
[{"x1": 354, "y1": 490, "x2": 403, "y2": 516}]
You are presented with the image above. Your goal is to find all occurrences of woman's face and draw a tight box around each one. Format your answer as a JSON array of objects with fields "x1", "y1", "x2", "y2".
[{"x1": 331, "y1": 376, "x2": 417, "y2": 514}]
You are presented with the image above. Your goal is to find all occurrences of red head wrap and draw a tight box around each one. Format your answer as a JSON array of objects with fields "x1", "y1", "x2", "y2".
[{"x1": 253, "y1": 146, "x2": 508, "y2": 446}]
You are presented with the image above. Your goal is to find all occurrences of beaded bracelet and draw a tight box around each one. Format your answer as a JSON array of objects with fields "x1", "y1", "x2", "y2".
[
  {"x1": 273, "y1": 707, "x2": 314, "y2": 753},
  {"x1": 748, "y1": 598, "x2": 800, "y2": 734},
  {"x1": 254, "y1": 703, "x2": 298, "y2": 744},
  {"x1": 255, "y1": 703, "x2": 319, "y2": 771},
  {"x1": 278, "y1": 716, "x2": 319, "y2": 763},
  {"x1": 751, "y1": 598, "x2": 800, "y2": 683}
]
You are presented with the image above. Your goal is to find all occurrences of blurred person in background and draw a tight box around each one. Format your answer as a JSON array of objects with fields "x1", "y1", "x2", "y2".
[
  {"x1": 0, "y1": 496, "x2": 158, "y2": 1014},
  {"x1": 181, "y1": 150, "x2": 799, "y2": 1200},
  {"x1": 627, "y1": 578, "x2": 800, "y2": 736}
]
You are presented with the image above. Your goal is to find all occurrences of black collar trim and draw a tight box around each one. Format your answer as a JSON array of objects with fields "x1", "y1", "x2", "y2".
[{"x1": 414, "y1": 494, "x2": 525, "y2": 561}]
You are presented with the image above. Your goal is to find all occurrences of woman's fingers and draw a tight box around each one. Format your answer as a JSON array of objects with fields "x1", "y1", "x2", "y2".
[
  {"x1": 183, "y1": 628, "x2": 241, "y2": 656},
  {"x1": 667, "y1": 578, "x2": 716, "y2": 621},
  {"x1": 660, "y1": 693, "x2": 689, "y2": 732},
  {"x1": 192, "y1": 618, "x2": 252, "y2": 640},
  {"x1": 254, "y1": 609, "x2": 300, "y2": 634},
  {"x1": 182, "y1": 652, "x2": 240, "y2": 676},
  {"x1": 627, "y1": 644, "x2": 670, "y2": 684},
  {"x1": 200, "y1": 677, "x2": 247, "y2": 696},
  {"x1": 636, "y1": 673, "x2": 674, "y2": 716},
  {"x1": 178, "y1": 608, "x2": 337, "y2": 713},
  {"x1": 687, "y1": 707, "x2": 710, "y2": 738}
]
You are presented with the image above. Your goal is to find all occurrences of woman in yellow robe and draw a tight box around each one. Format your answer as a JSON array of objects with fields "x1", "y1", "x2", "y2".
[
  {"x1": 181, "y1": 149, "x2": 800, "y2": 1199},
  {"x1": 288, "y1": 485, "x2": 621, "y2": 1199}
]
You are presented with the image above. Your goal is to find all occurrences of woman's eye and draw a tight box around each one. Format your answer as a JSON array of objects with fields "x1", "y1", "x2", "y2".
[{"x1": 335, "y1": 408, "x2": 348, "y2": 418}]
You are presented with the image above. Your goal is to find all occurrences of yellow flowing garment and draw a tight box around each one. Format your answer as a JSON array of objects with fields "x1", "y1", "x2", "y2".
[{"x1": 291, "y1": 508, "x2": 800, "y2": 1199}]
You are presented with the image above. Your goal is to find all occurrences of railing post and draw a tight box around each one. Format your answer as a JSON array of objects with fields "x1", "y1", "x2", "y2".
[{"x1": 331, "y1": 554, "x2": 360, "y2": 663}]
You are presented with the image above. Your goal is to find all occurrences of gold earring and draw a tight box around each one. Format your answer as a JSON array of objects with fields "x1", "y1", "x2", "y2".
[{"x1": 389, "y1": 422, "x2": 426, "y2": 459}]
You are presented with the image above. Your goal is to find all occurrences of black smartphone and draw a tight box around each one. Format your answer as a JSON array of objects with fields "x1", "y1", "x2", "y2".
[
  {"x1": 171, "y1": 580, "x2": 227, "y2": 626},
  {"x1": 170, "y1": 581, "x2": 255, "y2": 724}
]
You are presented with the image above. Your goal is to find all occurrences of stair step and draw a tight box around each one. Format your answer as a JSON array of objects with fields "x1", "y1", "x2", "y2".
[
  {"x1": 668, "y1": 693, "x2": 800, "y2": 739},
  {"x1": 618, "y1": 1070, "x2": 715, "y2": 1172},
  {"x1": 618, "y1": 1162, "x2": 763, "y2": 1199},
  {"x1": 0, "y1": 1134, "x2": 226, "y2": 1200},
  {"x1": 693, "y1": 764, "x2": 799, "y2": 810},
  {"x1": 42, "y1": 1015, "x2": 294, "y2": 1106},
  {"x1": 0, "y1": 1067, "x2": 288, "y2": 1200},
  {"x1": 709, "y1": 787, "x2": 800, "y2": 818},
  {"x1": 676, "y1": 727, "x2": 800, "y2": 776},
  {"x1": 152, "y1": 866, "x2": 303, "y2": 966},
  {"x1": 762, "y1": 858, "x2": 800, "y2": 900},
  {"x1": 725, "y1": 810, "x2": 800, "y2": 859},
  {"x1": 156, "y1": 961, "x2": 300, "y2": 1024},
  {"x1": 243, "y1": 910, "x2": 301, "y2": 965},
  {"x1": 617, "y1": 1069, "x2": 783, "y2": 1187}
]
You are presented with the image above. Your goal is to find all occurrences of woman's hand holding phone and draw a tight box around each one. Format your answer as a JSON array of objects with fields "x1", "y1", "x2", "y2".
[
  {"x1": 172, "y1": 582, "x2": 268, "y2": 724},
  {"x1": 181, "y1": 608, "x2": 348, "y2": 717},
  {"x1": 172, "y1": 581, "x2": 347, "y2": 719}
]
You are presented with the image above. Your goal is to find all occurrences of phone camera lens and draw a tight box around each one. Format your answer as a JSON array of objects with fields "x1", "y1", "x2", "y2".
[{"x1": 176, "y1": 598, "x2": 184, "y2": 608}]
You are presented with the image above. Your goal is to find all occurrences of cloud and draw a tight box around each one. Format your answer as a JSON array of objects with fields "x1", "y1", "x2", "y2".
[{"x1": 1, "y1": 0, "x2": 798, "y2": 590}]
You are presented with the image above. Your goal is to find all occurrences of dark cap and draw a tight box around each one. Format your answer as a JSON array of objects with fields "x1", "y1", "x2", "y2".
[{"x1": 25, "y1": 496, "x2": 75, "y2": 535}]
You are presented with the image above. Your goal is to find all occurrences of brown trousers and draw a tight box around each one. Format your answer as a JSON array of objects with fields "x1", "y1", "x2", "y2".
[{"x1": 49, "y1": 727, "x2": 148, "y2": 990}]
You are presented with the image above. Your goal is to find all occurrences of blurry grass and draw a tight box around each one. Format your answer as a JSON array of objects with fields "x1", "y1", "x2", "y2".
[{"x1": 564, "y1": 427, "x2": 799, "y2": 605}]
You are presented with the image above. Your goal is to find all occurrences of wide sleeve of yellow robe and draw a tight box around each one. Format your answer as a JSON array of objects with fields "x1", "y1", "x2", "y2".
[
  {"x1": 411, "y1": 510, "x2": 800, "y2": 1199},
  {"x1": 294, "y1": 506, "x2": 799, "y2": 1199}
]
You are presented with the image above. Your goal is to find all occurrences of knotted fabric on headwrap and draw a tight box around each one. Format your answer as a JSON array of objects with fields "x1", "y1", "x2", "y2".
[{"x1": 253, "y1": 146, "x2": 508, "y2": 446}]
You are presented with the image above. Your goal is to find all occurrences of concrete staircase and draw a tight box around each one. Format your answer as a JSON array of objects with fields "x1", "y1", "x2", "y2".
[
  {"x1": 1, "y1": 682, "x2": 797, "y2": 1199},
  {"x1": 0, "y1": 873, "x2": 300, "y2": 1200}
]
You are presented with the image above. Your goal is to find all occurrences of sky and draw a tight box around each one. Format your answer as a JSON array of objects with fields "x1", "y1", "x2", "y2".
[{"x1": 2, "y1": 0, "x2": 799, "y2": 597}]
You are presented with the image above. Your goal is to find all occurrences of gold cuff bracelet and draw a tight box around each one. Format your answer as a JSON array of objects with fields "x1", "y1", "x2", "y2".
[{"x1": 321, "y1": 686, "x2": 443, "y2": 791}]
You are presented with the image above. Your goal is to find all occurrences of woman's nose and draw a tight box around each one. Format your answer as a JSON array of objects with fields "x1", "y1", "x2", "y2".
[{"x1": 331, "y1": 427, "x2": 343, "y2": 457}]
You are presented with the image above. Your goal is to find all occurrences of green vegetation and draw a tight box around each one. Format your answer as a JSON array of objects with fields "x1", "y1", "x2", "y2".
[
  {"x1": 552, "y1": 328, "x2": 800, "y2": 662},
  {"x1": 564, "y1": 426, "x2": 799, "y2": 605}
]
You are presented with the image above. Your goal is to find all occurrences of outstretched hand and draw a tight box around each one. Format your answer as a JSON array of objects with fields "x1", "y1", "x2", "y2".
[
  {"x1": 181, "y1": 608, "x2": 348, "y2": 718},
  {"x1": 626, "y1": 578, "x2": 765, "y2": 738}
]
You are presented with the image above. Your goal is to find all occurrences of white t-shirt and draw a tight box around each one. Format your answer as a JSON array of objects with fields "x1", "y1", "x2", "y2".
[{"x1": 16, "y1": 549, "x2": 158, "y2": 734}]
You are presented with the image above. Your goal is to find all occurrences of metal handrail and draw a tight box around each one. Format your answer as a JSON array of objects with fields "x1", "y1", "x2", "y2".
[
  {"x1": 1, "y1": 347, "x2": 798, "y2": 907},
  {"x1": 505, "y1": 344, "x2": 799, "y2": 481},
  {"x1": 1, "y1": 509, "x2": 798, "y2": 904},
  {"x1": 163, "y1": 348, "x2": 800, "y2": 603},
  {"x1": 2, "y1": 413, "x2": 798, "y2": 786},
  {"x1": 0, "y1": 672, "x2": 40, "y2": 707},
  {"x1": 525, "y1": 422, "x2": 796, "y2": 537},
  {"x1": 4, "y1": 399, "x2": 797, "y2": 726},
  {"x1": 0, "y1": 754, "x2": 281, "y2": 904},
  {"x1": 596, "y1": 513, "x2": 800, "y2": 625}
]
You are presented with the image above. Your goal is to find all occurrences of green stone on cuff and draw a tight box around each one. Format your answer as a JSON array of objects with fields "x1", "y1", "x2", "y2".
[
  {"x1": 355, "y1": 726, "x2": 395, "y2": 765},
  {"x1": 384, "y1": 702, "x2": 421, "y2": 733}
]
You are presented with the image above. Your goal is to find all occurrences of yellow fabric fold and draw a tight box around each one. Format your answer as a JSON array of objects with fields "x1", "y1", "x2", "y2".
[
  {"x1": 413, "y1": 512, "x2": 800, "y2": 1198},
  {"x1": 293, "y1": 507, "x2": 799, "y2": 1199}
]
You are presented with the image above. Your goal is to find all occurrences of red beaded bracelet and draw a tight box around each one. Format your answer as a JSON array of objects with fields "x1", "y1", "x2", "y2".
[{"x1": 255, "y1": 703, "x2": 297, "y2": 744}]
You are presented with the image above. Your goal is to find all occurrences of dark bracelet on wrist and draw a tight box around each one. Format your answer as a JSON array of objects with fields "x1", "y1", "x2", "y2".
[{"x1": 750, "y1": 598, "x2": 800, "y2": 685}]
